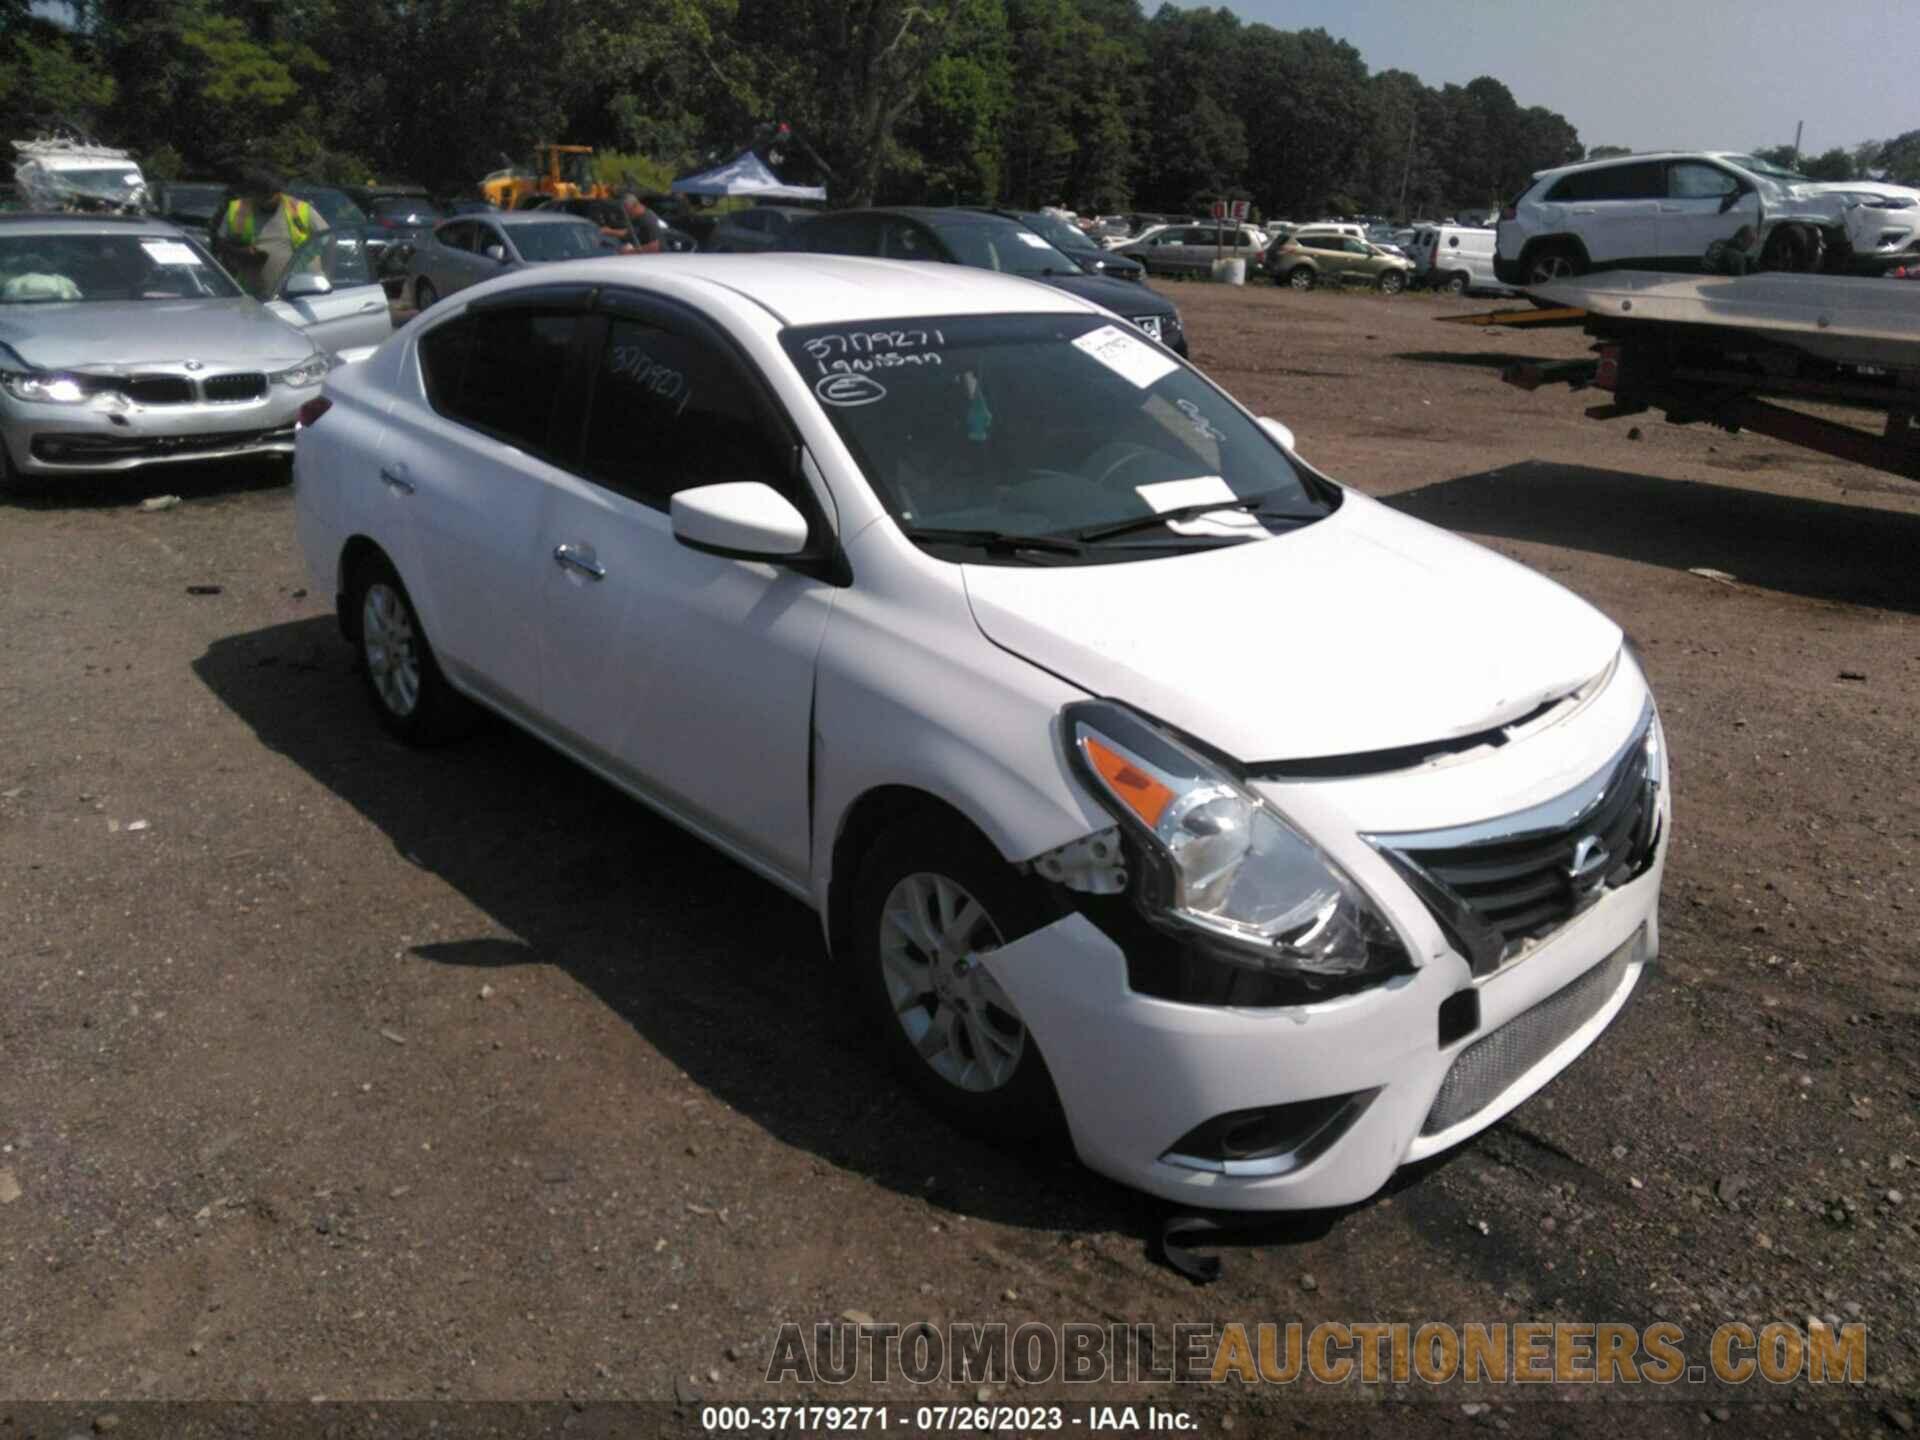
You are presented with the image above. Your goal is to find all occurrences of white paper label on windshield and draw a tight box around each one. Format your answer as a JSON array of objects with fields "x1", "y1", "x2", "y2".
[
  {"x1": 1014, "y1": 231, "x2": 1051, "y2": 248},
  {"x1": 1136, "y1": 475, "x2": 1272, "y2": 538},
  {"x1": 1072, "y1": 323, "x2": 1177, "y2": 389},
  {"x1": 141, "y1": 240, "x2": 203, "y2": 266},
  {"x1": 1136, "y1": 475, "x2": 1234, "y2": 512}
]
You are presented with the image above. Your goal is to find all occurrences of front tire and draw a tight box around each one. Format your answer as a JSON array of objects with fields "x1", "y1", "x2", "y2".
[
  {"x1": 1286, "y1": 267, "x2": 1315, "y2": 291},
  {"x1": 348, "y1": 552, "x2": 472, "y2": 744},
  {"x1": 852, "y1": 814, "x2": 1064, "y2": 1138},
  {"x1": 1377, "y1": 270, "x2": 1407, "y2": 295}
]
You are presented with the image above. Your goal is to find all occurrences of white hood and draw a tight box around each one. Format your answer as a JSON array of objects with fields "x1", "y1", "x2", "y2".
[{"x1": 962, "y1": 490, "x2": 1622, "y2": 763}]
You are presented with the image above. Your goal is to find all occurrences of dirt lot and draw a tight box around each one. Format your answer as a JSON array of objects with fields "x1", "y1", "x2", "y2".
[{"x1": 2, "y1": 279, "x2": 1916, "y2": 1437}]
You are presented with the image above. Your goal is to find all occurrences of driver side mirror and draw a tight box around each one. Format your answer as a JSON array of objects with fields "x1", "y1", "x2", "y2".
[
  {"x1": 1257, "y1": 416, "x2": 1297, "y2": 452},
  {"x1": 671, "y1": 481, "x2": 810, "y2": 560},
  {"x1": 1718, "y1": 184, "x2": 1751, "y2": 214},
  {"x1": 284, "y1": 271, "x2": 332, "y2": 299},
  {"x1": 484, "y1": 244, "x2": 508, "y2": 263}
]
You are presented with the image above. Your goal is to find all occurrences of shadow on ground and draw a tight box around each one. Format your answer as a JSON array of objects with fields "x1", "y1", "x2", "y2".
[
  {"x1": 1392, "y1": 350, "x2": 1540, "y2": 370},
  {"x1": 192, "y1": 618, "x2": 1374, "y2": 1261},
  {"x1": 1384, "y1": 460, "x2": 1920, "y2": 614},
  {"x1": 1, "y1": 456, "x2": 291, "y2": 510}
]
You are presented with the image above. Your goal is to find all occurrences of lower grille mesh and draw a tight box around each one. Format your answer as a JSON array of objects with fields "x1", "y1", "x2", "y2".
[{"x1": 1423, "y1": 933, "x2": 1638, "y2": 1136}]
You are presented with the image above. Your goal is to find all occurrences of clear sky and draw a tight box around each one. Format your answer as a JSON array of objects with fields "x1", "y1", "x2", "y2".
[{"x1": 1192, "y1": 0, "x2": 1912, "y2": 156}]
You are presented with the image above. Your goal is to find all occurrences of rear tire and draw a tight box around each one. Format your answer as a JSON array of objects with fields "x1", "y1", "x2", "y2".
[
  {"x1": 1525, "y1": 243, "x2": 1583, "y2": 286},
  {"x1": 851, "y1": 813, "x2": 1065, "y2": 1140},
  {"x1": 347, "y1": 551, "x2": 473, "y2": 745},
  {"x1": 1442, "y1": 271, "x2": 1469, "y2": 296},
  {"x1": 1286, "y1": 267, "x2": 1315, "y2": 291},
  {"x1": 413, "y1": 277, "x2": 438, "y2": 311}
]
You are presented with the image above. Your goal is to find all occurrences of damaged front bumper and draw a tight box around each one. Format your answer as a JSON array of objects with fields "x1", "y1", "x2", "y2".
[
  {"x1": 983, "y1": 828, "x2": 1665, "y2": 1213},
  {"x1": 3, "y1": 388, "x2": 303, "y2": 476}
]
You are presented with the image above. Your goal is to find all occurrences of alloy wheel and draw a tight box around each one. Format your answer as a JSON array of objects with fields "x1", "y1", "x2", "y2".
[
  {"x1": 1528, "y1": 251, "x2": 1577, "y2": 284},
  {"x1": 361, "y1": 582, "x2": 421, "y2": 718},
  {"x1": 1288, "y1": 268, "x2": 1314, "y2": 291},
  {"x1": 878, "y1": 872, "x2": 1027, "y2": 1094}
]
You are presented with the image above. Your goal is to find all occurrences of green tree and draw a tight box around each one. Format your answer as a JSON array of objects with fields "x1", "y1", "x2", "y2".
[
  {"x1": 1799, "y1": 146, "x2": 1856, "y2": 181},
  {"x1": 1868, "y1": 130, "x2": 1920, "y2": 185},
  {"x1": 0, "y1": 24, "x2": 117, "y2": 137},
  {"x1": 1586, "y1": 144, "x2": 1633, "y2": 160},
  {"x1": 1238, "y1": 27, "x2": 1369, "y2": 218}
]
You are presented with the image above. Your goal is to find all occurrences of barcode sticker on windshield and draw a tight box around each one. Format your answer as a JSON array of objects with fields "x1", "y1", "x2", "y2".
[
  {"x1": 141, "y1": 241, "x2": 203, "y2": 266},
  {"x1": 1014, "y1": 231, "x2": 1051, "y2": 248},
  {"x1": 1072, "y1": 324, "x2": 1177, "y2": 389}
]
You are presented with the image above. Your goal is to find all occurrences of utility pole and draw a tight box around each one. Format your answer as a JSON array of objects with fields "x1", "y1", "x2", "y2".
[
  {"x1": 1396, "y1": 106, "x2": 1416, "y2": 221},
  {"x1": 1792, "y1": 120, "x2": 1803, "y2": 165}
]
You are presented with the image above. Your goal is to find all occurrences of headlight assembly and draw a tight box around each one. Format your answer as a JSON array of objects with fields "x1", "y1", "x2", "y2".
[
  {"x1": 1061, "y1": 700, "x2": 1408, "y2": 982},
  {"x1": 1, "y1": 370, "x2": 94, "y2": 404},
  {"x1": 271, "y1": 355, "x2": 332, "y2": 388}
]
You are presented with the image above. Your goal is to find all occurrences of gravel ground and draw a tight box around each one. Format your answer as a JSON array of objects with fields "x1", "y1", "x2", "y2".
[{"x1": 1, "y1": 279, "x2": 1915, "y2": 1438}]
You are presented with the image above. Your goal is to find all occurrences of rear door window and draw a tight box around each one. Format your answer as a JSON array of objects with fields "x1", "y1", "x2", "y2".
[
  {"x1": 422, "y1": 306, "x2": 581, "y2": 458},
  {"x1": 1668, "y1": 161, "x2": 1740, "y2": 199}
]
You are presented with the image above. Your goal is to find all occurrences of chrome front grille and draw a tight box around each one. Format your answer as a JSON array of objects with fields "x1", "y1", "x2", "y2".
[
  {"x1": 125, "y1": 375, "x2": 195, "y2": 405},
  {"x1": 1423, "y1": 930, "x2": 1638, "y2": 1135},
  {"x1": 202, "y1": 372, "x2": 267, "y2": 403},
  {"x1": 1368, "y1": 703, "x2": 1660, "y2": 974}
]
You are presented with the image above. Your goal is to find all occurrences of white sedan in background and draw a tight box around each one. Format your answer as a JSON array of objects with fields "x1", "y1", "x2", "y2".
[{"x1": 293, "y1": 255, "x2": 1669, "y2": 1211}]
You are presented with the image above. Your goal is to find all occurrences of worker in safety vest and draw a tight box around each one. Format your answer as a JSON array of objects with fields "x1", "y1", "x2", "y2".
[{"x1": 214, "y1": 168, "x2": 328, "y2": 299}]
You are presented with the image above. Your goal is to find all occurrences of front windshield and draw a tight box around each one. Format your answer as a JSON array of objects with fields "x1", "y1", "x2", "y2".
[
  {"x1": 295, "y1": 188, "x2": 369, "y2": 225},
  {"x1": 784, "y1": 313, "x2": 1330, "y2": 563},
  {"x1": 0, "y1": 232, "x2": 241, "y2": 303},
  {"x1": 929, "y1": 220, "x2": 1084, "y2": 278},
  {"x1": 502, "y1": 220, "x2": 602, "y2": 261},
  {"x1": 1019, "y1": 212, "x2": 1095, "y2": 253},
  {"x1": 1727, "y1": 153, "x2": 1810, "y2": 184},
  {"x1": 37, "y1": 164, "x2": 145, "y2": 208}
]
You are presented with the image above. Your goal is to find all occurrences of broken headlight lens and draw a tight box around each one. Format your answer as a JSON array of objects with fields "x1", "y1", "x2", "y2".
[
  {"x1": 1, "y1": 370, "x2": 93, "y2": 403},
  {"x1": 1062, "y1": 700, "x2": 1407, "y2": 980}
]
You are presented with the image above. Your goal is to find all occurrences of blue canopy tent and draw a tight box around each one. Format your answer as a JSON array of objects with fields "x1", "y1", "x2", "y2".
[{"x1": 669, "y1": 150, "x2": 826, "y2": 203}]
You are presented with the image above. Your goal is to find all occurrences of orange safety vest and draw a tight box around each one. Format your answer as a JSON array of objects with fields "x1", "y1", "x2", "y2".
[{"x1": 225, "y1": 196, "x2": 315, "y2": 249}]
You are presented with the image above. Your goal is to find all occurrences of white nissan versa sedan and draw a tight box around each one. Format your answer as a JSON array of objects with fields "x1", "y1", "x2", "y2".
[{"x1": 293, "y1": 255, "x2": 1669, "y2": 1211}]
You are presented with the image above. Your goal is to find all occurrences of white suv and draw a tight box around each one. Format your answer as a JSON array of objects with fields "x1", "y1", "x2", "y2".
[
  {"x1": 294, "y1": 254, "x2": 1668, "y2": 1213},
  {"x1": 1495, "y1": 150, "x2": 1920, "y2": 286}
]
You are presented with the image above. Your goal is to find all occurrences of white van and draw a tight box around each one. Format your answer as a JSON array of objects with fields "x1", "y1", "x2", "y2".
[{"x1": 1411, "y1": 225, "x2": 1511, "y2": 296}]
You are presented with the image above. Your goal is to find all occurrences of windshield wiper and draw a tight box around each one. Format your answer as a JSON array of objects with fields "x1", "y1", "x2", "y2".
[
  {"x1": 899, "y1": 525, "x2": 1085, "y2": 558},
  {"x1": 1071, "y1": 499, "x2": 1318, "y2": 544}
]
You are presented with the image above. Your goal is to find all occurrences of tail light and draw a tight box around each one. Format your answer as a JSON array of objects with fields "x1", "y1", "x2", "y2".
[
  {"x1": 1594, "y1": 345, "x2": 1620, "y2": 391},
  {"x1": 296, "y1": 397, "x2": 332, "y2": 428}
]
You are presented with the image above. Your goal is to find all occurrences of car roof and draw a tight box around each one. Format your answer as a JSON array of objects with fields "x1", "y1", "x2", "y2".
[
  {"x1": 494, "y1": 211, "x2": 598, "y2": 226},
  {"x1": 823, "y1": 206, "x2": 1021, "y2": 228},
  {"x1": 0, "y1": 213, "x2": 185, "y2": 237},
  {"x1": 449, "y1": 253, "x2": 1093, "y2": 328},
  {"x1": 1530, "y1": 150, "x2": 1758, "y2": 182}
]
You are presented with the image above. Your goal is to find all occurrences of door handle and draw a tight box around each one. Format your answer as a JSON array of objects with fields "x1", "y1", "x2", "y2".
[
  {"x1": 379, "y1": 463, "x2": 414, "y2": 494},
  {"x1": 553, "y1": 543, "x2": 606, "y2": 580},
  {"x1": 358, "y1": 300, "x2": 384, "y2": 313}
]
